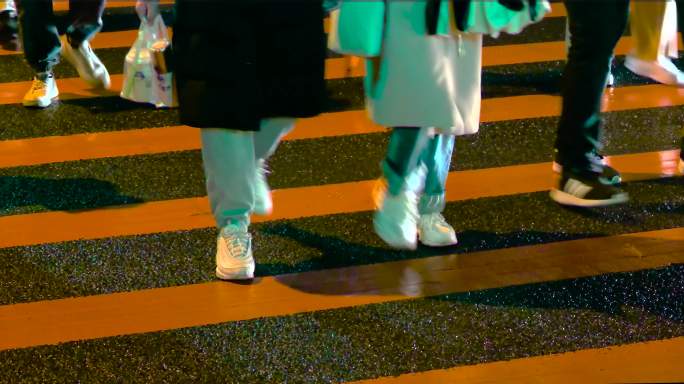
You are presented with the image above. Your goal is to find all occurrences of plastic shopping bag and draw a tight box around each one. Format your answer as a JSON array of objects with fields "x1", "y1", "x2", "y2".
[{"x1": 121, "y1": 15, "x2": 177, "y2": 108}]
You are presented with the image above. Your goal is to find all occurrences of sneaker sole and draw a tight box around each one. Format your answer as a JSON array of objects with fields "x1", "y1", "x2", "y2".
[
  {"x1": 78, "y1": 72, "x2": 111, "y2": 90},
  {"x1": 215, "y1": 264, "x2": 255, "y2": 280},
  {"x1": 23, "y1": 96, "x2": 58, "y2": 108},
  {"x1": 549, "y1": 189, "x2": 629, "y2": 207},
  {"x1": 417, "y1": 229, "x2": 458, "y2": 247},
  {"x1": 417, "y1": 236, "x2": 458, "y2": 247}
]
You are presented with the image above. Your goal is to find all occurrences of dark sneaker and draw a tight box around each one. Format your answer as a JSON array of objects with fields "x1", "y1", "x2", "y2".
[
  {"x1": 550, "y1": 172, "x2": 629, "y2": 207},
  {"x1": 552, "y1": 149, "x2": 621, "y2": 185},
  {"x1": 0, "y1": 10, "x2": 19, "y2": 51}
]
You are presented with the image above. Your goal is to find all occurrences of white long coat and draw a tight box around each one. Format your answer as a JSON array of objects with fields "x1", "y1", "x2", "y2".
[{"x1": 365, "y1": 1, "x2": 483, "y2": 136}]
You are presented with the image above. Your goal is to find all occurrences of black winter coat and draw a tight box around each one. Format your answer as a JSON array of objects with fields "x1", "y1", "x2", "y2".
[{"x1": 172, "y1": 1, "x2": 327, "y2": 131}]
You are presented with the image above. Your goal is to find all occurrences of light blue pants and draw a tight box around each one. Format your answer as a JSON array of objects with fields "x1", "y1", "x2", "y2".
[
  {"x1": 382, "y1": 127, "x2": 455, "y2": 215},
  {"x1": 200, "y1": 118, "x2": 295, "y2": 228}
]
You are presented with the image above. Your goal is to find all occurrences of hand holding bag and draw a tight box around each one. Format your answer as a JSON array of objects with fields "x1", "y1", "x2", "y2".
[
  {"x1": 328, "y1": 0, "x2": 387, "y2": 58},
  {"x1": 121, "y1": 14, "x2": 178, "y2": 108}
]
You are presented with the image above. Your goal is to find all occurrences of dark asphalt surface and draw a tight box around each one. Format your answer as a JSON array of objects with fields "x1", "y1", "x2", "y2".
[
  {"x1": 1, "y1": 265, "x2": 682, "y2": 383},
  {"x1": 2, "y1": 178, "x2": 683, "y2": 306},
  {"x1": 1, "y1": 103, "x2": 681, "y2": 216}
]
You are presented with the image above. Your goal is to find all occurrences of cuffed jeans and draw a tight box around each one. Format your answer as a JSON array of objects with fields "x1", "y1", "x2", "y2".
[
  {"x1": 201, "y1": 118, "x2": 295, "y2": 228},
  {"x1": 382, "y1": 127, "x2": 455, "y2": 214},
  {"x1": 16, "y1": 0, "x2": 105, "y2": 72},
  {"x1": 556, "y1": 0, "x2": 629, "y2": 175}
]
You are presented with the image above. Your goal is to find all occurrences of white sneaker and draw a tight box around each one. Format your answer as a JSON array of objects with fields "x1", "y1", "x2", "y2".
[
  {"x1": 23, "y1": 73, "x2": 59, "y2": 108},
  {"x1": 215, "y1": 222, "x2": 255, "y2": 280},
  {"x1": 61, "y1": 36, "x2": 111, "y2": 89},
  {"x1": 373, "y1": 186, "x2": 419, "y2": 250},
  {"x1": 253, "y1": 159, "x2": 272, "y2": 215},
  {"x1": 606, "y1": 71, "x2": 615, "y2": 88},
  {"x1": 417, "y1": 213, "x2": 458, "y2": 247},
  {"x1": 625, "y1": 55, "x2": 684, "y2": 86}
]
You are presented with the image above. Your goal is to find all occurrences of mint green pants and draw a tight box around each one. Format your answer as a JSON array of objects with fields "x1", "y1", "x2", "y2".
[
  {"x1": 201, "y1": 118, "x2": 295, "y2": 228},
  {"x1": 383, "y1": 127, "x2": 455, "y2": 215}
]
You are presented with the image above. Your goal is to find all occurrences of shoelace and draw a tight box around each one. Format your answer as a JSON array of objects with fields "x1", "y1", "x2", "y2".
[
  {"x1": 222, "y1": 226, "x2": 251, "y2": 260},
  {"x1": 30, "y1": 77, "x2": 48, "y2": 92},
  {"x1": 589, "y1": 150, "x2": 606, "y2": 163},
  {"x1": 587, "y1": 150, "x2": 608, "y2": 172}
]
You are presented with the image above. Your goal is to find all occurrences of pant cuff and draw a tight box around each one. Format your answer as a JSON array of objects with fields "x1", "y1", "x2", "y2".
[
  {"x1": 34, "y1": 63, "x2": 56, "y2": 74},
  {"x1": 419, "y1": 193, "x2": 446, "y2": 215},
  {"x1": 382, "y1": 160, "x2": 426, "y2": 196},
  {"x1": 216, "y1": 212, "x2": 250, "y2": 229},
  {"x1": 66, "y1": 23, "x2": 102, "y2": 47}
]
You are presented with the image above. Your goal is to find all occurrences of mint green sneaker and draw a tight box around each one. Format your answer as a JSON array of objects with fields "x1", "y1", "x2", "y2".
[{"x1": 373, "y1": 185, "x2": 419, "y2": 250}]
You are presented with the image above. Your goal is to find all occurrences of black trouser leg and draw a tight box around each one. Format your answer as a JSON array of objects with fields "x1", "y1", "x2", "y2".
[
  {"x1": 556, "y1": 0, "x2": 629, "y2": 176},
  {"x1": 66, "y1": 0, "x2": 104, "y2": 46},
  {"x1": 15, "y1": 0, "x2": 104, "y2": 72},
  {"x1": 16, "y1": 0, "x2": 60, "y2": 72}
]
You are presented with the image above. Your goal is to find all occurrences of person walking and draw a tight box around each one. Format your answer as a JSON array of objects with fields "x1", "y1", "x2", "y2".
[
  {"x1": 368, "y1": 1, "x2": 482, "y2": 249},
  {"x1": 626, "y1": 0, "x2": 684, "y2": 86},
  {"x1": 550, "y1": 0, "x2": 631, "y2": 207},
  {"x1": 568, "y1": 1, "x2": 684, "y2": 88},
  {"x1": 17, "y1": 0, "x2": 111, "y2": 108},
  {"x1": 137, "y1": 0, "x2": 327, "y2": 280}
]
